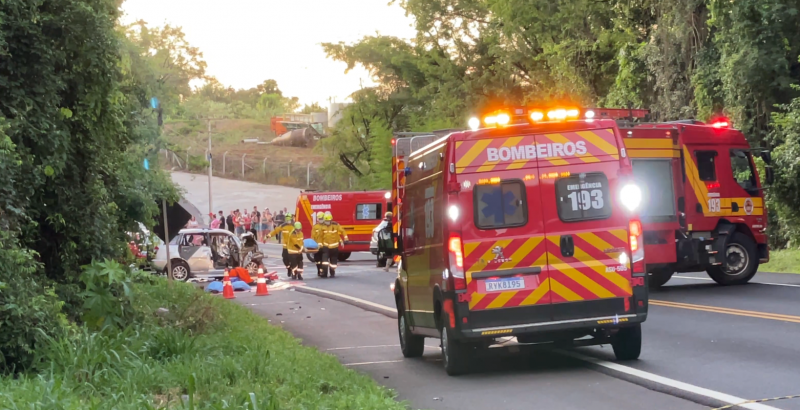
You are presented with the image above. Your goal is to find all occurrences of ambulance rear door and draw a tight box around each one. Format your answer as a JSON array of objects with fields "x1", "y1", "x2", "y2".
[
  {"x1": 536, "y1": 128, "x2": 634, "y2": 322},
  {"x1": 455, "y1": 134, "x2": 552, "y2": 329}
]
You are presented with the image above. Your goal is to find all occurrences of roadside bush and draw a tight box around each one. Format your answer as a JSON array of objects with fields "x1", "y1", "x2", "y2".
[{"x1": 188, "y1": 155, "x2": 210, "y2": 172}]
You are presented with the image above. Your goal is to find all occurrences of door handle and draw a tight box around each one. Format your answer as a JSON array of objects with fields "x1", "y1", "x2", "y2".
[
  {"x1": 731, "y1": 202, "x2": 739, "y2": 212},
  {"x1": 560, "y1": 235, "x2": 575, "y2": 257}
]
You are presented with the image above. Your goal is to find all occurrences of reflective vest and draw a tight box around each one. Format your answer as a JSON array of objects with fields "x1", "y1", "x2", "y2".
[
  {"x1": 321, "y1": 222, "x2": 348, "y2": 248},
  {"x1": 268, "y1": 223, "x2": 294, "y2": 248},
  {"x1": 286, "y1": 230, "x2": 305, "y2": 254},
  {"x1": 311, "y1": 223, "x2": 324, "y2": 244}
]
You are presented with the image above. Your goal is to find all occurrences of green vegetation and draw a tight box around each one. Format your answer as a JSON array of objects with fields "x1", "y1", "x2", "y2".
[
  {"x1": 0, "y1": 273, "x2": 406, "y2": 409},
  {"x1": 760, "y1": 249, "x2": 800, "y2": 274},
  {"x1": 317, "y1": 0, "x2": 800, "y2": 251}
]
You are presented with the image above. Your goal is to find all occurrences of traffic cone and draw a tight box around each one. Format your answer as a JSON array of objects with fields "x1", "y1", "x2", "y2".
[
  {"x1": 255, "y1": 268, "x2": 269, "y2": 296},
  {"x1": 222, "y1": 268, "x2": 235, "y2": 299}
]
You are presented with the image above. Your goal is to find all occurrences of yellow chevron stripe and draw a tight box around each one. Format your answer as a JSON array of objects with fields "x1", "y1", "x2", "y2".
[
  {"x1": 456, "y1": 139, "x2": 492, "y2": 169},
  {"x1": 498, "y1": 236, "x2": 543, "y2": 270},
  {"x1": 627, "y1": 149, "x2": 680, "y2": 158},
  {"x1": 683, "y1": 146, "x2": 710, "y2": 213},
  {"x1": 548, "y1": 253, "x2": 616, "y2": 298},
  {"x1": 575, "y1": 232, "x2": 615, "y2": 256},
  {"x1": 469, "y1": 292, "x2": 486, "y2": 309},
  {"x1": 543, "y1": 133, "x2": 600, "y2": 163},
  {"x1": 610, "y1": 229, "x2": 628, "y2": 243},
  {"x1": 571, "y1": 246, "x2": 632, "y2": 294},
  {"x1": 464, "y1": 241, "x2": 481, "y2": 258},
  {"x1": 467, "y1": 239, "x2": 512, "y2": 276},
  {"x1": 576, "y1": 130, "x2": 619, "y2": 156},
  {"x1": 519, "y1": 278, "x2": 551, "y2": 306},
  {"x1": 549, "y1": 278, "x2": 583, "y2": 301},
  {"x1": 485, "y1": 291, "x2": 517, "y2": 309}
]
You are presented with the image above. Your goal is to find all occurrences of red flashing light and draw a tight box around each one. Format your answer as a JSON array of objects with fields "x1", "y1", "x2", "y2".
[
  {"x1": 449, "y1": 237, "x2": 463, "y2": 268},
  {"x1": 629, "y1": 220, "x2": 642, "y2": 237},
  {"x1": 710, "y1": 117, "x2": 731, "y2": 128},
  {"x1": 391, "y1": 138, "x2": 397, "y2": 145},
  {"x1": 706, "y1": 182, "x2": 720, "y2": 189}
]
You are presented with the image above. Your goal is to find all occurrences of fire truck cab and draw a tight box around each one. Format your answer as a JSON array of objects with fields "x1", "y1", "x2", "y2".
[
  {"x1": 295, "y1": 190, "x2": 393, "y2": 260},
  {"x1": 620, "y1": 118, "x2": 772, "y2": 287},
  {"x1": 392, "y1": 108, "x2": 648, "y2": 375}
]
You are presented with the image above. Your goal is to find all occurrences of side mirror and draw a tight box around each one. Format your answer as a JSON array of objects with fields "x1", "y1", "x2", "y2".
[
  {"x1": 765, "y1": 166, "x2": 774, "y2": 185},
  {"x1": 761, "y1": 151, "x2": 772, "y2": 165}
]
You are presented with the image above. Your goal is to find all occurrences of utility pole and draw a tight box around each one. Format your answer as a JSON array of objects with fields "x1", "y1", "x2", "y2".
[{"x1": 207, "y1": 119, "x2": 213, "y2": 220}]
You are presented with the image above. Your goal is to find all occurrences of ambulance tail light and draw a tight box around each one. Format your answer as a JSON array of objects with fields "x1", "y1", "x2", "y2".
[
  {"x1": 629, "y1": 219, "x2": 645, "y2": 275},
  {"x1": 449, "y1": 235, "x2": 466, "y2": 290}
]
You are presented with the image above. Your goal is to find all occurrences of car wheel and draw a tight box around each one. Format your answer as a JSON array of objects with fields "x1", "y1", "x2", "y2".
[
  {"x1": 441, "y1": 313, "x2": 469, "y2": 376},
  {"x1": 246, "y1": 261, "x2": 259, "y2": 277},
  {"x1": 612, "y1": 324, "x2": 642, "y2": 361},
  {"x1": 338, "y1": 252, "x2": 351, "y2": 261},
  {"x1": 398, "y1": 309, "x2": 424, "y2": 358},
  {"x1": 707, "y1": 232, "x2": 758, "y2": 285},
  {"x1": 170, "y1": 261, "x2": 190, "y2": 282}
]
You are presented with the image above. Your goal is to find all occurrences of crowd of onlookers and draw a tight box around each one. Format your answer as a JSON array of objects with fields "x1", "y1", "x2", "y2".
[{"x1": 185, "y1": 207, "x2": 292, "y2": 243}]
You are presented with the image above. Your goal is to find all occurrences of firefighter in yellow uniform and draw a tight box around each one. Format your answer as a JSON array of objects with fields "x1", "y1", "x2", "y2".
[
  {"x1": 312, "y1": 212, "x2": 326, "y2": 277},
  {"x1": 286, "y1": 222, "x2": 305, "y2": 280},
  {"x1": 320, "y1": 213, "x2": 349, "y2": 278},
  {"x1": 266, "y1": 212, "x2": 295, "y2": 277}
]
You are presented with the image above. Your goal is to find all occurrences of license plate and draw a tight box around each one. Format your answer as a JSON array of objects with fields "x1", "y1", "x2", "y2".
[{"x1": 484, "y1": 277, "x2": 525, "y2": 292}]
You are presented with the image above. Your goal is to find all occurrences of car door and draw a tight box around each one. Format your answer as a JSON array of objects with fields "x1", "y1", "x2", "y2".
[
  {"x1": 536, "y1": 129, "x2": 634, "y2": 321},
  {"x1": 179, "y1": 233, "x2": 213, "y2": 275}
]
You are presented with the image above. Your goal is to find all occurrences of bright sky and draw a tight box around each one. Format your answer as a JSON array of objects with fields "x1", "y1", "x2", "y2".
[{"x1": 120, "y1": 0, "x2": 416, "y2": 106}]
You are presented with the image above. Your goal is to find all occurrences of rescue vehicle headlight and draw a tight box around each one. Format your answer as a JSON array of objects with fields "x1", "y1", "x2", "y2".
[
  {"x1": 468, "y1": 117, "x2": 480, "y2": 131},
  {"x1": 448, "y1": 205, "x2": 459, "y2": 222},
  {"x1": 585, "y1": 110, "x2": 595, "y2": 119},
  {"x1": 384, "y1": 191, "x2": 391, "y2": 199},
  {"x1": 618, "y1": 252, "x2": 629, "y2": 266},
  {"x1": 620, "y1": 184, "x2": 642, "y2": 211}
]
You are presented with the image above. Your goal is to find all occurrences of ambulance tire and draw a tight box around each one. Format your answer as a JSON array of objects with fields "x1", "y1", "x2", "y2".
[
  {"x1": 338, "y1": 252, "x2": 351, "y2": 261},
  {"x1": 397, "y1": 309, "x2": 424, "y2": 358},
  {"x1": 612, "y1": 324, "x2": 642, "y2": 361},
  {"x1": 706, "y1": 232, "x2": 758, "y2": 286},
  {"x1": 648, "y1": 268, "x2": 673, "y2": 290},
  {"x1": 441, "y1": 315, "x2": 470, "y2": 376}
]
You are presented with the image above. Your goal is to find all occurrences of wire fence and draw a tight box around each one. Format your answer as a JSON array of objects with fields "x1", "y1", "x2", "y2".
[{"x1": 158, "y1": 149, "x2": 341, "y2": 190}]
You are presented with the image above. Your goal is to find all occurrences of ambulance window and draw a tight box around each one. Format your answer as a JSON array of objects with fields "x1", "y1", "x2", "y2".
[
  {"x1": 356, "y1": 203, "x2": 382, "y2": 220},
  {"x1": 696, "y1": 151, "x2": 717, "y2": 181},
  {"x1": 730, "y1": 149, "x2": 757, "y2": 195},
  {"x1": 555, "y1": 173, "x2": 612, "y2": 222},
  {"x1": 474, "y1": 180, "x2": 527, "y2": 229}
]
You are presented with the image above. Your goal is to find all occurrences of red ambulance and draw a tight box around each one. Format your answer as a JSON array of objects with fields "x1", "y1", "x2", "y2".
[
  {"x1": 295, "y1": 190, "x2": 393, "y2": 260},
  {"x1": 392, "y1": 107, "x2": 648, "y2": 375}
]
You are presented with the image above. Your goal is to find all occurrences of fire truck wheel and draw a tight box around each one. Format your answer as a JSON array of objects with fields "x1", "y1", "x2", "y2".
[
  {"x1": 397, "y1": 311, "x2": 424, "y2": 358},
  {"x1": 612, "y1": 324, "x2": 642, "y2": 361},
  {"x1": 648, "y1": 269, "x2": 673, "y2": 289},
  {"x1": 707, "y1": 232, "x2": 758, "y2": 285},
  {"x1": 338, "y1": 252, "x2": 351, "y2": 261},
  {"x1": 441, "y1": 322, "x2": 470, "y2": 376}
]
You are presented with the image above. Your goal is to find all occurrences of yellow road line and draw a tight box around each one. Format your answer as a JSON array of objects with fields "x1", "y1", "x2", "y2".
[{"x1": 651, "y1": 300, "x2": 800, "y2": 324}]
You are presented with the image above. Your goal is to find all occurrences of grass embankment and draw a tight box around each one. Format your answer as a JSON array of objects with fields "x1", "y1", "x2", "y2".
[
  {"x1": 760, "y1": 249, "x2": 800, "y2": 274},
  {"x1": 0, "y1": 279, "x2": 406, "y2": 409}
]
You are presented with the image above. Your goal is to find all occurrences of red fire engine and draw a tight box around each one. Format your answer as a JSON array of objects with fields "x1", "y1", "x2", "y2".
[
  {"x1": 295, "y1": 190, "x2": 393, "y2": 260},
  {"x1": 391, "y1": 107, "x2": 648, "y2": 375},
  {"x1": 618, "y1": 116, "x2": 772, "y2": 287}
]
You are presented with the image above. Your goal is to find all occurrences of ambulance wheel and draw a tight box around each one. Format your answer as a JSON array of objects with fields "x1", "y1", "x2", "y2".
[
  {"x1": 338, "y1": 252, "x2": 351, "y2": 261},
  {"x1": 441, "y1": 316, "x2": 470, "y2": 376},
  {"x1": 706, "y1": 232, "x2": 758, "y2": 286},
  {"x1": 398, "y1": 310, "x2": 424, "y2": 358},
  {"x1": 612, "y1": 324, "x2": 642, "y2": 361},
  {"x1": 648, "y1": 268, "x2": 673, "y2": 289}
]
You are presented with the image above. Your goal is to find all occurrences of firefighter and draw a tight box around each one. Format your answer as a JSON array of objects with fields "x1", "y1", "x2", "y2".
[
  {"x1": 286, "y1": 222, "x2": 305, "y2": 280},
  {"x1": 265, "y1": 212, "x2": 295, "y2": 277},
  {"x1": 312, "y1": 212, "x2": 325, "y2": 276},
  {"x1": 377, "y1": 211, "x2": 395, "y2": 271},
  {"x1": 320, "y1": 213, "x2": 349, "y2": 278}
]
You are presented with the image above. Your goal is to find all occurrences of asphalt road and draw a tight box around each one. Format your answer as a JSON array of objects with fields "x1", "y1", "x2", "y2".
[{"x1": 180, "y1": 177, "x2": 800, "y2": 409}]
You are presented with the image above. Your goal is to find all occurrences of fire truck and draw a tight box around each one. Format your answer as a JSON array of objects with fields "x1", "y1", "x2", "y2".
[
  {"x1": 617, "y1": 114, "x2": 772, "y2": 287},
  {"x1": 390, "y1": 108, "x2": 648, "y2": 375},
  {"x1": 295, "y1": 190, "x2": 393, "y2": 261}
]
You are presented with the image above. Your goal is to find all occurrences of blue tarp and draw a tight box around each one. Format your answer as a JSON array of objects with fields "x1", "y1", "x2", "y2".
[
  {"x1": 304, "y1": 238, "x2": 319, "y2": 249},
  {"x1": 205, "y1": 282, "x2": 223, "y2": 293},
  {"x1": 205, "y1": 280, "x2": 250, "y2": 293}
]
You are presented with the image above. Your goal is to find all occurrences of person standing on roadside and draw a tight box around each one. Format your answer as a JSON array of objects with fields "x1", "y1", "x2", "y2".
[
  {"x1": 242, "y1": 211, "x2": 251, "y2": 236},
  {"x1": 186, "y1": 216, "x2": 199, "y2": 229},
  {"x1": 210, "y1": 213, "x2": 221, "y2": 230},
  {"x1": 260, "y1": 208, "x2": 270, "y2": 242},
  {"x1": 273, "y1": 210, "x2": 286, "y2": 242},
  {"x1": 218, "y1": 210, "x2": 226, "y2": 231},
  {"x1": 235, "y1": 210, "x2": 244, "y2": 235},
  {"x1": 226, "y1": 211, "x2": 235, "y2": 234}
]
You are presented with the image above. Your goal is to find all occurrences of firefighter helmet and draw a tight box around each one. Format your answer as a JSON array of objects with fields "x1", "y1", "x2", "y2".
[
  {"x1": 294, "y1": 222, "x2": 302, "y2": 229},
  {"x1": 324, "y1": 214, "x2": 333, "y2": 221},
  {"x1": 316, "y1": 211, "x2": 325, "y2": 220}
]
